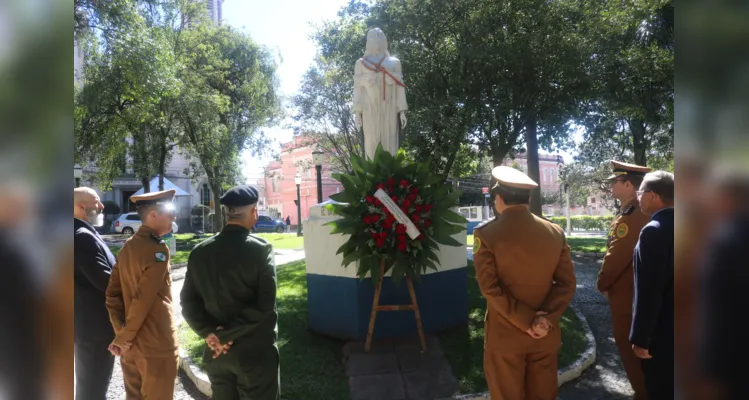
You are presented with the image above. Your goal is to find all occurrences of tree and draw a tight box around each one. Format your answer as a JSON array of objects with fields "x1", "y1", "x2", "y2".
[
  {"x1": 293, "y1": 54, "x2": 364, "y2": 173},
  {"x1": 74, "y1": 0, "x2": 186, "y2": 192},
  {"x1": 176, "y1": 23, "x2": 281, "y2": 231},
  {"x1": 576, "y1": 0, "x2": 673, "y2": 169}
]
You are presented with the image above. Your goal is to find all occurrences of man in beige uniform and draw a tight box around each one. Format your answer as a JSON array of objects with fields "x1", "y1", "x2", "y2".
[
  {"x1": 597, "y1": 160, "x2": 651, "y2": 400},
  {"x1": 473, "y1": 166, "x2": 576, "y2": 400},
  {"x1": 106, "y1": 189, "x2": 179, "y2": 399}
]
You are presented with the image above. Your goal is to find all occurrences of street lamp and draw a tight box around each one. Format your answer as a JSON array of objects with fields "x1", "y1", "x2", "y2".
[
  {"x1": 312, "y1": 147, "x2": 324, "y2": 204},
  {"x1": 74, "y1": 164, "x2": 83, "y2": 188},
  {"x1": 294, "y1": 173, "x2": 302, "y2": 236}
]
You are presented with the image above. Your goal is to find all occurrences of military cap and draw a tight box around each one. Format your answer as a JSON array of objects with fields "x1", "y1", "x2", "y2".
[
  {"x1": 491, "y1": 166, "x2": 539, "y2": 191},
  {"x1": 219, "y1": 185, "x2": 259, "y2": 208},
  {"x1": 606, "y1": 160, "x2": 652, "y2": 180},
  {"x1": 130, "y1": 189, "x2": 176, "y2": 211}
]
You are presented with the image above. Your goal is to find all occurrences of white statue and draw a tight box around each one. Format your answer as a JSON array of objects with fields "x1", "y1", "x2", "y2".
[{"x1": 352, "y1": 28, "x2": 408, "y2": 160}]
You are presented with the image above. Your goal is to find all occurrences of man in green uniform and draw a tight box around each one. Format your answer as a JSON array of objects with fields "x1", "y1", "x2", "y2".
[{"x1": 181, "y1": 185, "x2": 280, "y2": 400}]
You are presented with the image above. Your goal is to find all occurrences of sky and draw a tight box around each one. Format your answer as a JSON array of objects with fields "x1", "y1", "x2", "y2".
[{"x1": 223, "y1": 0, "x2": 579, "y2": 184}]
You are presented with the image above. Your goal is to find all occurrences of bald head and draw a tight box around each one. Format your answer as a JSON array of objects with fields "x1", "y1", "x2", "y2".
[{"x1": 74, "y1": 187, "x2": 103, "y2": 221}]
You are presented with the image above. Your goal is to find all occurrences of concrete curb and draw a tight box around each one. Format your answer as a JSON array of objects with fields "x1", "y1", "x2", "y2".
[
  {"x1": 571, "y1": 251, "x2": 605, "y2": 258},
  {"x1": 440, "y1": 304, "x2": 597, "y2": 400},
  {"x1": 178, "y1": 347, "x2": 213, "y2": 398}
]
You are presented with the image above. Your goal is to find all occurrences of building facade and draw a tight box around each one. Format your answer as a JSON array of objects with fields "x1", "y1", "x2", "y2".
[
  {"x1": 263, "y1": 134, "x2": 341, "y2": 226},
  {"x1": 502, "y1": 153, "x2": 564, "y2": 215}
]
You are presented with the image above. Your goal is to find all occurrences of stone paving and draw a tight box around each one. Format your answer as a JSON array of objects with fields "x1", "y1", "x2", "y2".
[
  {"x1": 557, "y1": 254, "x2": 634, "y2": 400},
  {"x1": 344, "y1": 336, "x2": 460, "y2": 400}
]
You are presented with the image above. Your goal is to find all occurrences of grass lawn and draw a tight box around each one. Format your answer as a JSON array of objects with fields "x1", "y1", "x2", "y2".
[
  {"x1": 177, "y1": 260, "x2": 349, "y2": 400},
  {"x1": 467, "y1": 234, "x2": 606, "y2": 254},
  {"x1": 439, "y1": 260, "x2": 588, "y2": 394}
]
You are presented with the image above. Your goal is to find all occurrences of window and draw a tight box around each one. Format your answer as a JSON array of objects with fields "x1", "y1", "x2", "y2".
[
  {"x1": 259, "y1": 216, "x2": 271, "y2": 222},
  {"x1": 470, "y1": 208, "x2": 478, "y2": 219},
  {"x1": 201, "y1": 184, "x2": 211, "y2": 206},
  {"x1": 590, "y1": 198, "x2": 596, "y2": 204},
  {"x1": 126, "y1": 214, "x2": 141, "y2": 221},
  {"x1": 272, "y1": 178, "x2": 278, "y2": 193}
]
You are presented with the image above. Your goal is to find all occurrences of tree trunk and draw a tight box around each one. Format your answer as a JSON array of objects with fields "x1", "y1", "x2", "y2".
[
  {"x1": 211, "y1": 183, "x2": 223, "y2": 232},
  {"x1": 525, "y1": 119, "x2": 542, "y2": 216},
  {"x1": 629, "y1": 119, "x2": 648, "y2": 166},
  {"x1": 141, "y1": 176, "x2": 151, "y2": 193},
  {"x1": 158, "y1": 135, "x2": 167, "y2": 191}
]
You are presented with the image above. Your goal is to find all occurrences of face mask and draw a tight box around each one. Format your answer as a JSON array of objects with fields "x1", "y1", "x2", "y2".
[{"x1": 86, "y1": 207, "x2": 104, "y2": 227}]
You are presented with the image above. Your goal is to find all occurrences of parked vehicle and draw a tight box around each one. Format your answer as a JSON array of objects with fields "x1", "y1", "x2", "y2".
[
  {"x1": 251, "y1": 215, "x2": 286, "y2": 233},
  {"x1": 111, "y1": 212, "x2": 178, "y2": 235}
]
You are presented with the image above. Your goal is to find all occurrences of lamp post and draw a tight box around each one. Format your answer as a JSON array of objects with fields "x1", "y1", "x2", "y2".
[
  {"x1": 312, "y1": 147, "x2": 324, "y2": 204},
  {"x1": 74, "y1": 164, "x2": 83, "y2": 188},
  {"x1": 294, "y1": 173, "x2": 302, "y2": 236}
]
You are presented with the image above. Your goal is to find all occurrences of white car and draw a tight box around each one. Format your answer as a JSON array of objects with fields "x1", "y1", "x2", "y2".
[{"x1": 112, "y1": 212, "x2": 178, "y2": 235}]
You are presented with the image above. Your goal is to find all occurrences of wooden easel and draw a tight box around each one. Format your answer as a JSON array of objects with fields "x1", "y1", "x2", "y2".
[{"x1": 364, "y1": 258, "x2": 427, "y2": 353}]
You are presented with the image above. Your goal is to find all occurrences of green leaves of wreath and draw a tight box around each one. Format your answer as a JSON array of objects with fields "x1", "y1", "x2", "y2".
[{"x1": 324, "y1": 143, "x2": 468, "y2": 285}]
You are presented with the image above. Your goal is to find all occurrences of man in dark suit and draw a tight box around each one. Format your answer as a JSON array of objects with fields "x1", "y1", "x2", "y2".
[
  {"x1": 629, "y1": 171, "x2": 675, "y2": 399},
  {"x1": 74, "y1": 187, "x2": 116, "y2": 399}
]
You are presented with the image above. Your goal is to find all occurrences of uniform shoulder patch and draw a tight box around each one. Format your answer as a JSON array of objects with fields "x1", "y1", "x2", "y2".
[
  {"x1": 155, "y1": 252, "x2": 168, "y2": 262},
  {"x1": 474, "y1": 217, "x2": 496, "y2": 231},
  {"x1": 622, "y1": 205, "x2": 635, "y2": 215},
  {"x1": 472, "y1": 237, "x2": 481, "y2": 254},
  {"x1": 616, "y1": 223, "x2": 629, "y2": 238}
]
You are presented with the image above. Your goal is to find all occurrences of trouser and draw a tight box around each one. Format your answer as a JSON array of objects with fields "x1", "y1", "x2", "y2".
[
  {"x1": 611, "y1": 312, "x2": 648, "y2": 400},
  {"x1": 74, "y1": 341, "x2": 115, "y2": 400},
  {"x1": 641, "y1": 347, "x2": 674, "y2": 400},
  {"x1": 120, "y1": 353, "x2": 179, "y2": 400},
  {"x1": 484, "y1": 349, "x2": 558, "y2": 400},
  {"x1": 205, "y1": 345, "x2": 280, "y2": 400}
]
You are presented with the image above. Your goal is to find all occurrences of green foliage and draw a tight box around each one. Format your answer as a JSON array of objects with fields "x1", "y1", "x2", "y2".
[
  {"x1": 325, "y1": 144, "x2": 467, "y2": 285},
  {"x1": 547, "y1": 215, "x2": 614, "y2": 231}
]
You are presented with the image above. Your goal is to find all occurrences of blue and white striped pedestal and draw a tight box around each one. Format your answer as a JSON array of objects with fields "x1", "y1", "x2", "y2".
[{"x1": 303, "y1": 202, "x2": 468, "y2": 341}]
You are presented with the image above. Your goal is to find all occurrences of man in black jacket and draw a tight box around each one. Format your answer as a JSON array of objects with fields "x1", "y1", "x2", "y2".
[
  {"x1": 629, "y1": 171, "x2": 675, "y2": 399},
  {"x1": 74, "y1": 187, "x2": 116, "y2": 399}
]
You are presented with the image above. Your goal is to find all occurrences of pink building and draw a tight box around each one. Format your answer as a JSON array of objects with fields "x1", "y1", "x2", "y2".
[
  {"x1": 502, "y1": 153, "x2": 564, "y2": 215},
  {"x1": 263, "y1": 134, "x2": 341, "y2": 226}
]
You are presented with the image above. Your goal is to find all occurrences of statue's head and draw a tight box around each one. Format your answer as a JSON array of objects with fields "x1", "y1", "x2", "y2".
[{"x1": 365, "y1": 27, "x2": 390, "y2": 57}]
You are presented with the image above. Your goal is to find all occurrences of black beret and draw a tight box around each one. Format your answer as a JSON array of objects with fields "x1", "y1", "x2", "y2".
[{"x1": 220, "y1": 185, "x2": 259, "y2": 208}]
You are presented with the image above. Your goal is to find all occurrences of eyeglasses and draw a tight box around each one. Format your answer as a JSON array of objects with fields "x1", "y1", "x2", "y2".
[{"x1": 636, "y1": 190, "x2": 652, "y2": 197}]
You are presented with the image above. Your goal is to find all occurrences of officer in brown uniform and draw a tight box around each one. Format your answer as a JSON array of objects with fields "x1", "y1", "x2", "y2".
[
  {"x1": 106, "y1": 189, "x2": 179, "y2": 399},
  {"x1": 597, "y1": 160, "x2": 652, "y2": 400},
  {"x1": 473, "y1": 166, "x2": 576, "y2": 400}
]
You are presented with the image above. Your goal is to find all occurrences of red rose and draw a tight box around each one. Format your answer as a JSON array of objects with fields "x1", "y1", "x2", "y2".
[
  {"x1": 376, "y1": 183, "x2": 386, "y2": 191},
  {"x1": 366, "y1": 196, "x2": 375, "y2": 204},
  {"x1": 387, "y1": 178, "x2": 395, "y2": 186},
  {"x1": 400, "y1": 179, "x2": 409, "y2": 187},
  {"x1": 370, "y1": 214, "x2": 381, "y2": 223},
  {"x1": 374, "y1": 198, "x2": 382, "y2": 207},
  {"x1": 417, "y1": 234, "x2": 424, "y2": 241},
  {"x1": 412, "y1": 214, "x2": 421, "y2": 223},
  {"x1": 386, "y1": 214, "x2": 395, "y2": 223},
  {"x1": 370, "y1": 232, "x2": 378, "y2": 239},
  {"x1": 376, "y1": 238, "x2": 385, "y2": 247},
  {"x1": 396, "y1": 224, "x2": 407, "y2": 234},
  {"x1": 423, "y1": 204, "x2": 433, "y2": 212},
  {"x1": 410, "y1": 187, "x2": 419, "y2": 194},
  {"x1": 424, "y1": 219, "x2": 432, "y2": 227},
  {"x1": 391, "y1": 195, "x2": 399, "y2": 204},
  {"x1": 415, "y1": 204, "x2": 423, "y2": 213},
  {"x1": 397, "y1": 242, "x2": 407, "y2": 252},
  {"x1": 402, "y1": 199, "x2": 412, "y2": 208},
  {"x1": 398, "y1": 234, "x2": 407, "y2": 242},
  {"x1": 379, "y1": 232, "x2": 388, "y2": 240},
  {"x1": 407, "y1": 193, "x2": 417, "y2": 202},
  {"x1": 383, "y1": 219, "x2": 394, "y2": 230},
  {"x1": 362, "y1": 215, "x2": 371, "y2": 224}
]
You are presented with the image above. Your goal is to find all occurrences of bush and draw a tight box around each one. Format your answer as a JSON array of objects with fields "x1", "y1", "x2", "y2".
[{"x1": 547, "y1": 215, "x2": 614, "y2": 231}]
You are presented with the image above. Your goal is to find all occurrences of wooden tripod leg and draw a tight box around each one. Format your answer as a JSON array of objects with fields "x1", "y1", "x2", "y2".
[
  {"x1": 406, "y1": 275, "x2": 427, "y2": 353},
  {"x1": 365, "y1": 260, "x2": 386, "y2": 352}
]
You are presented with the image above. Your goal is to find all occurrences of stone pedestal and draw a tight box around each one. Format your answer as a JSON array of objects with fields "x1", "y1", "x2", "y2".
[{"x1": 303, "y1": 201, "x2": 468, "y2": 340}]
